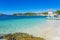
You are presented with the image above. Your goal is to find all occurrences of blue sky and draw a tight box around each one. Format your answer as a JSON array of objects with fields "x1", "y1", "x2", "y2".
[{"x1": 0, "y1": 0, "x2": 60, "y2": 14}]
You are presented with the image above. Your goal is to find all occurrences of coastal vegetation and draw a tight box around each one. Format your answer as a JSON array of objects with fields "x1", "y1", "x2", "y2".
[
  {"x1": 12, "y1": 10, "x2": 60, "y2": 16},
  {"x1": 4, "y1": 33, "x2": 45, "y2": 40},
  {"x1": 55, "y1": 10, "x2": 60, "y2": 15},
  {"x1": 42, "y1": 12, "x2": 48, "y2": 15},
  {"x1": 0, "y1": 13, "x2": 6, "y2": 16},
  {"x1": 24, "y1": 12, "x2": 37, "y2": 16},
  {"x1": 12, "y1": 13, "x2": 23, "y2": 16},
  {"x1": 0, "y1": 10, "x2": 60, "y2": 16},
  {"x1": 12, "y1": 12, "x2": 37, "y2": 16}
]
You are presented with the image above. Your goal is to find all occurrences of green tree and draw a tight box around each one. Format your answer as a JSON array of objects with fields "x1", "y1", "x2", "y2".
[
  {"x1": 13, "y1": 14, "x2": 17, "y2": 16},
  {"x1": 42, "y1": 12, "x2": 48, "y2": 15},
  {"x1": 55, "y1": 10, "x2": 60, "y2": 15},
  {"x1": 24, "y1": 12, "x2": 36, "y2": 16},
  {"x1": 13, "y1": 13, "x2": 23, "y2": 16}
]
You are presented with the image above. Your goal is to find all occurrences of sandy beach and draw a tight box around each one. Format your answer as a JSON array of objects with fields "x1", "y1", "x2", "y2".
[
  {"x1": 39, "y1": 19, "x2": 60, "y2": 40},
  {"x1": 24, "y1": 19, "x2": 60, "y2": 40}
]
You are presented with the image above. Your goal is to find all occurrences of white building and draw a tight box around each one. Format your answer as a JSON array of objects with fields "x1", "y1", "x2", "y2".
[{"x1": 48, "y1": 9, "x2": 54, "y2": 17}]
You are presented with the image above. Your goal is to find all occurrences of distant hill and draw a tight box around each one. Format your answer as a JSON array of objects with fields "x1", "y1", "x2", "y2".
[
  {"x1": 12, "y1": 13, "x2": 23, "y2": 16},
  {"x1": 0, "y1": 14, "x2": 6, "y2": 16},
  {"x1": 12, "y1": 12, "x2": 37, "y2": 16}
]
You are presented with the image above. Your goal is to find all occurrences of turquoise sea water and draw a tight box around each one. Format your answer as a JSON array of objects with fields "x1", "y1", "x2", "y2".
[{"x1": 0, "y1": 16, "x2": 47, "y2": 34}]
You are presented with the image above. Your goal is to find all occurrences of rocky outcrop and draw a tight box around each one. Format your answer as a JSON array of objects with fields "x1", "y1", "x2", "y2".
[{"x1": 4, "y1": 33, "x2": 45, "y2": 40}]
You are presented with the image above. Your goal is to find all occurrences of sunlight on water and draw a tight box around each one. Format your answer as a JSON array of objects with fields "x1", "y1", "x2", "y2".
[
  {"x1": 0, "y1": 17, "x2": 60, "y2": 40},
  {"x1": 0, "y1": 18, "x2": 46, "y2": 34}
]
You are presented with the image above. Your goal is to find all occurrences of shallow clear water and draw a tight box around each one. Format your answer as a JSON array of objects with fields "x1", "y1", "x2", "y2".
[
  {"x1": 1, "y1": 16, "x2": 60, "y2": 40},
  {"x1": 0, "y1": 16, "x2": 47, "y2": 34}
]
